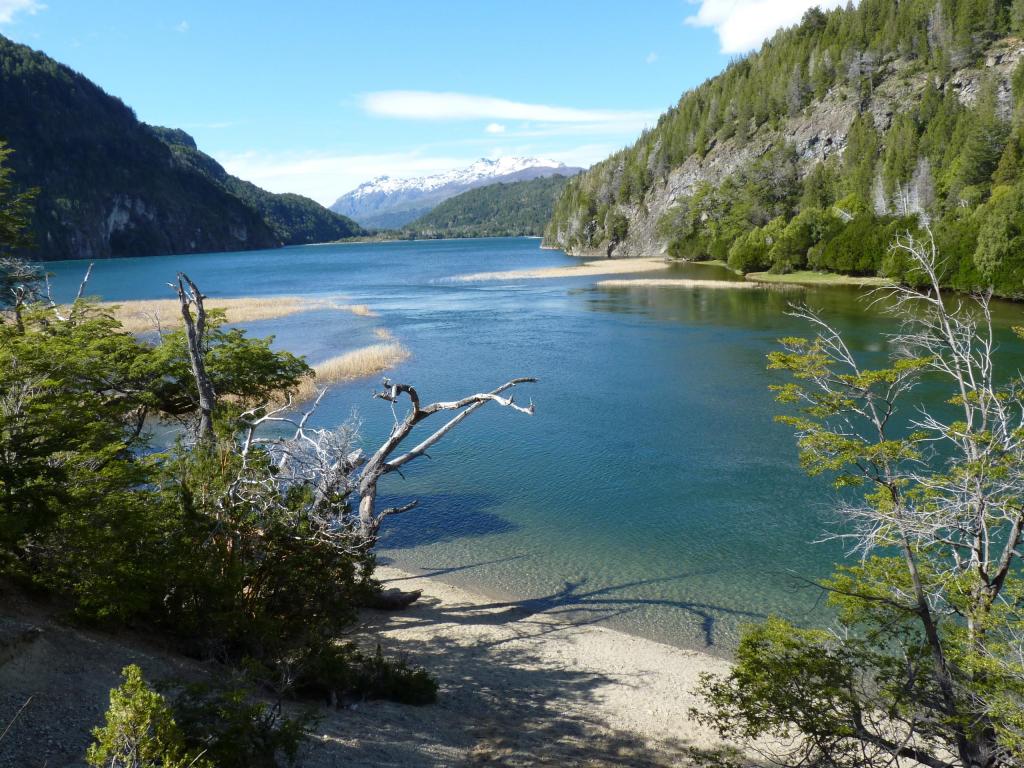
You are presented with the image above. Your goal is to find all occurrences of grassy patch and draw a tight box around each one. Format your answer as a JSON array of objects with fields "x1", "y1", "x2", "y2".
[
  {"x1": 745, "y1": 271, "x2": 893, "y2": 287},
  {"x1": 598, "y1": 278, "x2": 801, "y2": 291}
]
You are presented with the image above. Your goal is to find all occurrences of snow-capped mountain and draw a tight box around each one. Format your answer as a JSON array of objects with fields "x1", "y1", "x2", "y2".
[{"x1": 330, "y1": 157, "x2": 582, "y2": 229}]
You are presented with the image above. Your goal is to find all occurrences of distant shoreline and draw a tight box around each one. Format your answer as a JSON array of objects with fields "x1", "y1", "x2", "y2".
[{"x1": 333, "y1": 233, "x2": 550, "y2": 245}]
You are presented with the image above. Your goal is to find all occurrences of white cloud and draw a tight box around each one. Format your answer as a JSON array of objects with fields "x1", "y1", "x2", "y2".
[
  {"x1": 685, "y1": 0, "x2": 847, "y2": 53},
  {"x1": 175, "y1": 20, "x2": 190, "y2": 33},
  {"x1": 0, "y1": 0, "x2": 44, "y2": 25},
  {"x1": 484, "y1": 122, "x2": 506, "y2": 134},
  {"x1": 645, "y1": 51, "x2": 658, "y2": 64},
  {"x1": 362, "y1": 90, "x2": 656, "y2": 126}
]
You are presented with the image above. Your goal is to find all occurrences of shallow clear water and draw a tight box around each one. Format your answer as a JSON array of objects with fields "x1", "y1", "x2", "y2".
[{"x1": 42, "y1": 238, "x2": 1024, "y2": 654}]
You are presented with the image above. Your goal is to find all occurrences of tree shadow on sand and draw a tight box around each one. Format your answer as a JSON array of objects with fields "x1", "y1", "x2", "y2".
[
  {"x1": 371, "y1": 570, "x2": 763, "y2": 649},
  {"x1": 310, "y1": 631, "x2": 728, "y2": 768},
  {"x1": 305, "y1": 571, "x2": 761, "y2": 766}
]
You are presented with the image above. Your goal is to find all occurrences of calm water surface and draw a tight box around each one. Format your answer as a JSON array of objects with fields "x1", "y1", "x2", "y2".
[{"x1": 43, "y1": 238, "x2": 1024, "y2": 654}]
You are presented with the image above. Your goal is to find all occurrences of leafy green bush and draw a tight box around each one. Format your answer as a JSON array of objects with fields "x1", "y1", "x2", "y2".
[
  {"x1": 294, "y1": 644, "x2": 438, "y2": 706},
  {"x1": 768, "y1": 207, "x2": 843, "y2": 272},
  {"x1": 87, "y1": 665, "x2": 209, "y2": 768},
  {"x1": 972, "y1": 181, "x2": 1024, "y2": 297},
  {"x1": 168, "y1": 682, "x2": 308, "y2": 768},
  {"x1": 727, "y1": 217, "x2": 786, "y2": 273},
  {"x1": 811, "y1": 215, "x2": 917, "y2": 275}
]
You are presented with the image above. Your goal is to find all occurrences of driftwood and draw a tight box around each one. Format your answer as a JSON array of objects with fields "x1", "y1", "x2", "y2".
[{"x1": 363, "y1": 587, "x2": 422, "y2": 610}]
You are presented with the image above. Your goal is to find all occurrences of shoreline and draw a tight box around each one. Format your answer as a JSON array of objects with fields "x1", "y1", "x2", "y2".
[
  {"x1": 745, "y1": 269, "x2": 894, "y2": 287},
  {"x1": 597, "y1": 277, "x2": 800, "y2": 291},
  {"x1": 453, "y1": 257, "x2": 672, "y2": 282},
  {"x1": 376, "y1": 560, "x2": 737, "y2": 660},
  {"x1": 307, "y1": 564, "x2": 737, "y2": 765}
]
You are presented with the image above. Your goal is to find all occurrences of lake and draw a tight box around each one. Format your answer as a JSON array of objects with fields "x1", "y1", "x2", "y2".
[{"x1": 42, "y1": 237, "x2": 1024, "y2": 654}]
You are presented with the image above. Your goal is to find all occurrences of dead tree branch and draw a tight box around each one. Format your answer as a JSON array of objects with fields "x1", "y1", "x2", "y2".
[{"x1": 356, "y1": 376, "x2": 537, "y2": 539}]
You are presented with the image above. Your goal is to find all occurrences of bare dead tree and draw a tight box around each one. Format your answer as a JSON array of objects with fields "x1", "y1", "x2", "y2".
[
  {"x1": 166, "y1": 274, "x2": 537, "y2": 548},
  {"x1": 356, "y1": 377, "x2": 536, "y2": 540},
  {"x1": 229, "y1": 374, "x2": 537, "y2": 555},
  {"x1": 174, "y1": 272, "x2": 217, "y2": 443},
  {"x1": 232, "y1": 390, "x2": 365, "y2": 541},
  {"x1": 0, "y1": 256, "x2": 43, "y2": 332},
  {"x1": 36, "y1": 261, "x2": 94, "y2": 324},
  {"x1": 764, "y1": 227, "x2": 1024, "y2": 768}
]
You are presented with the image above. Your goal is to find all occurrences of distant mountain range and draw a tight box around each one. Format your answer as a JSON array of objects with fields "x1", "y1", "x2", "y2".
[
  {"x1": 0, "y1": 34, "x2": 363, "y2": 261},
  {"x1": 331, "y1": 157, "x2": 582, "y2": 229}
]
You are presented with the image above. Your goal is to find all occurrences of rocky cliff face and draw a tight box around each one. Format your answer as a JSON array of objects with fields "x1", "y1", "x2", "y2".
[{"x1": 545, "y1": 38, "x2": 1024, "y2": 259}]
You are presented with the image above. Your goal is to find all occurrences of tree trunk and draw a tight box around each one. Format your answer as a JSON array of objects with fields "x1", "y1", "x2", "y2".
[{"x1": 176, "y1": 273, "x2": 217, "y2": 443}]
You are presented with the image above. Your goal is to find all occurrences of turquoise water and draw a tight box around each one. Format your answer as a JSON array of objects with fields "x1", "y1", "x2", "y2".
[{"x1": 42, "y1": 238, "x2": 1024, "y2": 653}]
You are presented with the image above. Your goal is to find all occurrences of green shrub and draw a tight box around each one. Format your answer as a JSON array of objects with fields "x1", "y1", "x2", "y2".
[
  {"x1": 294, "y1": 643, "x2": 438, "y2": 706},
  {"x1": 153, "y1": 445, "x2": 376, "y2": 666},
  {"x1": 86, "y1": 665, "x2": 209, "y2": 768},
  {"x1": 813, "y1": 215, "x2": 917, "y2": 275},
  {"x1": 727, "y1": 217, "x2": 786, "y2": 273},
  {"x1": 169, "y1": 682, "x2": 308, "y2": 768},
  {"x1": 972, "y1": 181, "x2": 1024, "y2": 297},
  {"x1": 767, "y1": 208, "x2": 842, "y2": 272}
]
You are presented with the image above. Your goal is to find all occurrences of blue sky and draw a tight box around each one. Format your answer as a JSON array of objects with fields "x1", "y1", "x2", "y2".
[{"x1": 0, "y1": 0, "x2": 842, "y2": 204}]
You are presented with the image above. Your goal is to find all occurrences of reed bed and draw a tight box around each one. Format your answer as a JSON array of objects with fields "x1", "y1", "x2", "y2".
[
  {"x1": 744, "y1": 270, "x2": 893, "y2": 287},
  {"x1": 102, "y1": 296, "x2": 375, "y2": 333},
  {"x1": 348, "y1": 304, "x2": 377, "y2": 317},
  {"x1": 597, "y1": 278, "x2": 802, "y2": 291},
  {"x1": 455, "y1": 257, "x2": 671, "y2": 282},
  {"x1": 288, "y1": 342, "x2": 410, "y2": 403}
]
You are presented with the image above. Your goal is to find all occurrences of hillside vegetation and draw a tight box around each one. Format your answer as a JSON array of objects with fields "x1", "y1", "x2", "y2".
[
  {"x1": 150, "y1": 127, "x2": 364, "y2": 245},
  {"x1": 545, "y1": 0, "x2": 1024, "y2": 297},
  {"x1": 403, "y1": 175, "x2": 573, "y2": 239},
  {"x1": 0, "y1": 35, "x2": 361, "y2": 260}
]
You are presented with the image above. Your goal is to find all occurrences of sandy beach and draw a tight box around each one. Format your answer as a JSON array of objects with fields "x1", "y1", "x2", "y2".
[
  {"x1": 454, "y1": 257, "x2": 672, "y2": 282},
  {"x1": 0, "y1": 564, "x2": 738, "y2": 768},
  {"x1": 100, "y1": 295, "x2": 376, "y2": 333},
  {"x1": 308, "y1": 565, "x2": 737, "y2": 767}
]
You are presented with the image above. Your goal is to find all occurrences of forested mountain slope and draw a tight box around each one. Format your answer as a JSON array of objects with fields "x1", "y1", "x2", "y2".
[
  {"x1": 403, "y1": 175, "x2": 574, "y2": 238},
  {"x1": 149, "y1": 127, "x2": 365, "y2": 246},
  {"x1": 332, "y1": 158, "x2": 582, "y2": 229},
  {"x1": 0, "y1": 35, "x2": 360, "y2": 260},
  {"x1": 544, "y1": 0, "x2": 1024, "y2": 296}
]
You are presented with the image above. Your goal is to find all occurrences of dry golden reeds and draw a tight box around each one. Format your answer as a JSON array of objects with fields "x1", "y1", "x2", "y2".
[
  {"x1": 287, "y1": 342, "x2": 410, "y2": 403},
  {"x1": 101, "y1": 296, "x2": 376, "y2": 333}
]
